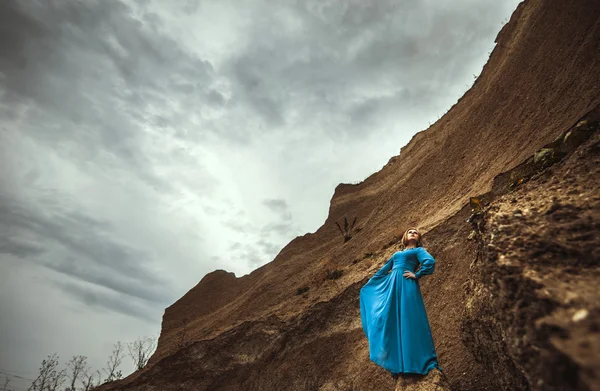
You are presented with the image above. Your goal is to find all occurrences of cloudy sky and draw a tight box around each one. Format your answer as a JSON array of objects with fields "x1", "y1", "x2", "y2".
[{"x1": 0, "y1": 0, "x2": 520, "y2": 388}]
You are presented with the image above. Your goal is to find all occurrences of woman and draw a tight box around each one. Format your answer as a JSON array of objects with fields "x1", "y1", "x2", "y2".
[{"x1": 359, "y1": 228, "x2": 441, "y2": 377}]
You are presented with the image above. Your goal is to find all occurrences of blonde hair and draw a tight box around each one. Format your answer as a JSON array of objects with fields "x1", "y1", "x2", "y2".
[{"x1": 401, "y1": 227, "x2": 423, "y2": 249}]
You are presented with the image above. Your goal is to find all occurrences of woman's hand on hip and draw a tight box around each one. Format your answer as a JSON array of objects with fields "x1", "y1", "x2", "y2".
[{"x1": 403, "y1": 271, "x2": 416, "y2": 280}]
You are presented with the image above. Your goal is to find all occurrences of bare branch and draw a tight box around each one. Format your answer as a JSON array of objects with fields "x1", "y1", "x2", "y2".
[
  {"x1": 47, "y1": 368, "x2": 66, "y2": 391},
  {"x1": 334, "y1": 222, "x2": 344, "y2": 235},
  {"x1": 82, "y1": 369, "x2": 100, "y2": 391},
  {"x1": 127, "y1": 336, "x2": 157, "y2": 371},
  {"x1": 350, "y1": 216, "x2": 357, "y2": 231},
  {"x1": 27, "y1": 354, "x2": 65, "y2": 391},
  {"x1": 65, "y1": 355, "x2": 87, "y2": 391},
  {"x1": 103, "y1": 342, "x2": 124, "y2": 382}
]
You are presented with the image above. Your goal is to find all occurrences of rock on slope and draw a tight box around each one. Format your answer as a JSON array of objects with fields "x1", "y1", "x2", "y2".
[
  {"x1": 96, "y1": 0, "x2": 600, "y2": 390},
  {"x1": 463, "y1": 114, "x2": 600, "y2": 391}
]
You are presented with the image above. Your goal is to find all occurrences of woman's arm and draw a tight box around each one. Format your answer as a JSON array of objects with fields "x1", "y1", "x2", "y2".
[
  {"x1": 374, "y1": 254, "x2": 395, "y2": 277},
  {"x1": 415, "y1": 248, "x2": 436, "y2": 280}
]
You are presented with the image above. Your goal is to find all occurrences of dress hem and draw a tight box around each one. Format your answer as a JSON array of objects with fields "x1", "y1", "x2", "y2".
[{"x1": 386, "y1": 362, "x2": 442, "y2": 376}]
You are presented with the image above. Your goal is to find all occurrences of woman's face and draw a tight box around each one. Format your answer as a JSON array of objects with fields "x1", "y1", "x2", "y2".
[{"x1": 407, "y1": 229, "x2": 419, "y2": 243}]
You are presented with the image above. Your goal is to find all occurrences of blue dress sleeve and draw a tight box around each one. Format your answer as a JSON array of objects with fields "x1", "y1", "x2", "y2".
[
  {"x1": 374, "y1": 254, "x2": 395, "y2": 277},
  {"x1": 415, "y1": 248, "x2": 435, "y2": 280}
]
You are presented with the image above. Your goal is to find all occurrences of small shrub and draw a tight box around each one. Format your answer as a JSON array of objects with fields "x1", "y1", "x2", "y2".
[
  {"x1": 296, "y1": 286, "x2": 309, "y2": 295},
  {"x1": 335, "y1": 216, "x2": 358, "y2": 243},
  {"x1": 325, "y1": 269, "x2": 343, "y2": 280}
]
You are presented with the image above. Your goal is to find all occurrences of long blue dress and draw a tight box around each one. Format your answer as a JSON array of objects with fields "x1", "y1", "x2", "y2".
[{"x1": 359, "y1": 247, "x2": 440, "y2": 375}]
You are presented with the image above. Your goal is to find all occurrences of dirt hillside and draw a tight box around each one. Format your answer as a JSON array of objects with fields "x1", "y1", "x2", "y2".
[{"x1": 96, "y1": 0, "x2": 600, "y2": 390}]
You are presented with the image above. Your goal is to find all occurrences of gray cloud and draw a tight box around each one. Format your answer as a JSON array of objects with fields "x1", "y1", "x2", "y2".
[
  {"x1": 0, "y1": 0, "x2": 516, "y2": 156},
  {"x1": 56, "y1": 281, "x2": 159, "y2": 322},
  {"x1": 229, "y1": 242, "x2": 242, "y2": 251},
  {"x1": 262, "y1": 198, "x2": 292, "y2": 222},
  {"x1": 229, "y1": 243, "x2": 267, "y2": 269},
  {"x1": 0, "y1": 194, "x2": 173, "y2": 308},
  {"x1": 0, "y1": 0, "x2": 213, "y2": 104},
  {"x1": 263, "y1": 198, "x2": 288, "y2": 212},
  {"x1": 0, "y1": 0, "x2": 517, "y2": 155},
  {"x1": 255, "y1": 238, "x2": 281, "y2": 258},
  {"x1": 228, "y1": 238, "x2": 282, "y2": 267},
  {"x1": 0, "y1": 0, "x2": 217, "y2": 193},
  {"x1": 220, "y1": 0, "x2": 513, "y2": 139},
  {"x1": 224, "y1": 219, "x2": 253, "y2": 234},
  {"x1": 222, "y1": 199, "x2": 296, "y2": 267},
  {"x1": 261, "y1": 222, "x2": 294, "y2": 236}
]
